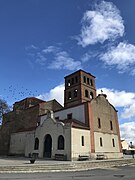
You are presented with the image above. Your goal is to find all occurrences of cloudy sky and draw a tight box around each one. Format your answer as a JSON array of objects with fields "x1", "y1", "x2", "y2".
[{"x1": 0, "y1": 0, "x2": 135, "y2": 145}]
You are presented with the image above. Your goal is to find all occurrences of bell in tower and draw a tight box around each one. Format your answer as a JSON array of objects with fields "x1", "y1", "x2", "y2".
[{"x1": 64, "y1": 70, "x2": 97, "y2": 108}]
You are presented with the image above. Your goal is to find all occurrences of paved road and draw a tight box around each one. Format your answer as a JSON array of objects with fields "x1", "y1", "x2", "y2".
[{"x1": 0, "y1": 164, "x2": 135, "y2": 180}]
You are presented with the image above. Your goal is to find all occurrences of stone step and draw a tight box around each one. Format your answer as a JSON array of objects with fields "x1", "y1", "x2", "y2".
[
  {"x1": 0, "y1": 164, "x2": 76, "y2": 173},
  {"x1": 0, "y1": 159, "x2": 134, "y2": 173}
]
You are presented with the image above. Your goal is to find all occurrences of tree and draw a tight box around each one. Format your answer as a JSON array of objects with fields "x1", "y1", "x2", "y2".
[{"x1": 0, "y1": 99, "x2": 11, "y2": 125}]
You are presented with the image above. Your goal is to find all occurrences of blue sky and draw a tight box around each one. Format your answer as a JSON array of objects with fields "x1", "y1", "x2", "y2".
[{"x1": 0, "y1": 0, "x2": 135, "y2": 144}]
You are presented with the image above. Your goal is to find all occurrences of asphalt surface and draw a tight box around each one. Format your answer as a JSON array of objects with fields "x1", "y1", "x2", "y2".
[{"x1": 0, "y1": 164, "x2": 135, "y2": 180}]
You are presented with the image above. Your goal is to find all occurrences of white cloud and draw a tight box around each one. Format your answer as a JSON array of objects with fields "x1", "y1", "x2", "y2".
[
  {"x1": 76, "y1": 1, "x2": 135, "y2": 75},
  {"x1": 27, "y1": 45, "x2": 82, "y2": 71},
  {"x1": 48, "y1": 51, "x2": 82, "y2": 71},
  {"x1": 77, "y1": 1, "x2": 124, "y2": 47},
  {"x1": 42, "y1": 46, "x2": 82, "y2": 71},
  {"x1": 25, "y1": 44, "x2": 38, "y2": 51},
  {"x1": 42, "y1": 46, "x2": 59, "y2": 54},
  {"x1": 35, "y1": 52, "x2": 46, "y2": 66},
  {"x1": 97, "y1": 88, "x2": 135, "y2": 119},
  {"x1": 81, "y1": 53, "x2": 91, "y2": 62},
  {"x1": 37, "y1": 84, "x2": 64, "y2": 105},
  {"x1": 97, "y1": 88, "x2": 135, "y2": 107},
  {"x1": 120, "y1": 122, "x2": 135, "y2": 145},
  {"x1": 81, "y1": 51, "x2": 99, "y2": 62},
  {"x1": 100, "y1": 42, "x2": 135, "y2": 74},
  {"x1": 122, "y1": 103, "x2": 135, "y2": 119}
]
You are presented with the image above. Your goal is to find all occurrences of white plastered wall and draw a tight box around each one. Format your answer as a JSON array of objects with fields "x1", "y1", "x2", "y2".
[
  {"x1": 71, "y1": 128, "x2": 90, "y2": 160},
  {"x1": 25, "y1": 131, "x2": 35, "y2": 157},
  {"x1": 40, "y1": 104, "x2": 85, "y2": 125},
  {"x1": 94, "y1": 132, "x2": 123, "y2": 158}
]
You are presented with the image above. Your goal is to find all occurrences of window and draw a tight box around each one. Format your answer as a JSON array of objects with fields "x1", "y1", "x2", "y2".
[
  {"x1": 34, "y1": 138, "x2": 39, "y2": 150},
  {"x1": 67, "y1": 80, "x2": 71, "y2": 87},
  {"x1": 71, "y1": 78, "x2": 74, "y2": 85},
  {"x1": 112, "y1": 138, "x2": 115, "y2": 147},
  {"x1": 87, "y1": 78, "x2": 90, "y2": 85},
  {"x1": 74, "y1": 89, "x2": 78, "y2": 97},
  {"x1": 81, "y1": 136, "x2": 84, "y2": 146},
  {"x1": 90, "y1": 92, "x2": 94, "y2": 99},
  {"x1": 83, "y1": 76, "x2": 86, "y2": 83},
  {"x1": 85, "y1": 89, "x2": 89, "y2": 98},
  {"x1": 75, "y1": 76, "x2": 78, "y2": 83},
  {"x1": 110, "y1": 121, "x2": 113, "y2": 130},
  {"x1": 100, "y1": 137, "x2": 103, "y2": 147},
  {"x1": 67, "y1": 113, "x2": 72, "y2": 119},
  {"x1": 90, "y1": 79, "x2": 93, "y2": 86},
  {"x1": 98, "y1": 118, "x2": 101, "y2": 128},
  {"x1": 68, "y1": 92, "x2": 72, "y2": 100},
  {"x1": 58, "y1": 135, "x2": 64, "y2": 150}
]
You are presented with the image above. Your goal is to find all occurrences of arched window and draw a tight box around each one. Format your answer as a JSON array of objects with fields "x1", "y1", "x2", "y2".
[
  {"x1": 90, "y1": 92, "x2": 94, "y2": 99},
  {"x1": 87, "y1": 78, "x2": 90, "y2": 85},
  {"x1": 85, "y1": 89, "x2": 89, "y2": 98},
  {"x1": 83, "y1": 76, "x2": 86, "y2": 83},
  {"x1": 110, "y1": 121, "x2": 113, "y2": 130},
  {"x1": 100, "y1": 137, "x2": 103, "y2": 147},
  {"x1": 68, "y1": 91, "x2": 72, "y2": 100},
  {"x1": 74, "y1": 89, "x2": 78, "y2": 97},
  {"x1": 112, "y1": 138, "x2": 115, "y2": 147},
  {"x1": 67, "y1": 80, "x2": 71, "y2": 87},
  {"x1": 34, "y1": 138, "x2": 39, "y2": 150},
  {"x1": 90, "y1": 79, "x2": 93, "y2": 86},
  {"x1": 58, "y1": 135, "x2": 64, "y2": 150},
  {"x1": 81, "y1": 136, "x2": 84, "y2": 146},
  {"x1": 98, "y1": 118, "x2": 101, "y2": 128},
  {"x1": 71, "y1": 78, "x2": 74, "y2": 85},
  {"x1": 75, "y1": 76, "x2": 78, "y2": 83}
]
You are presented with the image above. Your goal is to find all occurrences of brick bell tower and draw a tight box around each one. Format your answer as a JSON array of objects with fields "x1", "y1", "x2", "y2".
[{"x1": 64, "y1": 70, "x2": 97, "y2": 108}]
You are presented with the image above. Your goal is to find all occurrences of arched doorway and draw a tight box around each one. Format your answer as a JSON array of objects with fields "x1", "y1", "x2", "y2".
[{"x1": 43, "y1": 134, "x2": 52, "y2": 158}]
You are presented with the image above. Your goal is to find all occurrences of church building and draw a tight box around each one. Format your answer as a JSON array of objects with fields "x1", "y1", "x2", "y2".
[{"x1": 1, "y1": 70, "x2": 123, "y2": 160}]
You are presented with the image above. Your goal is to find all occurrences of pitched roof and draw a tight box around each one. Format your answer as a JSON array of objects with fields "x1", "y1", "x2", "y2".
[
  {"x1": 15, "y1": 126, "x2": 36, "y2": 133},
  {"x1": 60, "y1": 119, "x2": 89, "y2": 130}
]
